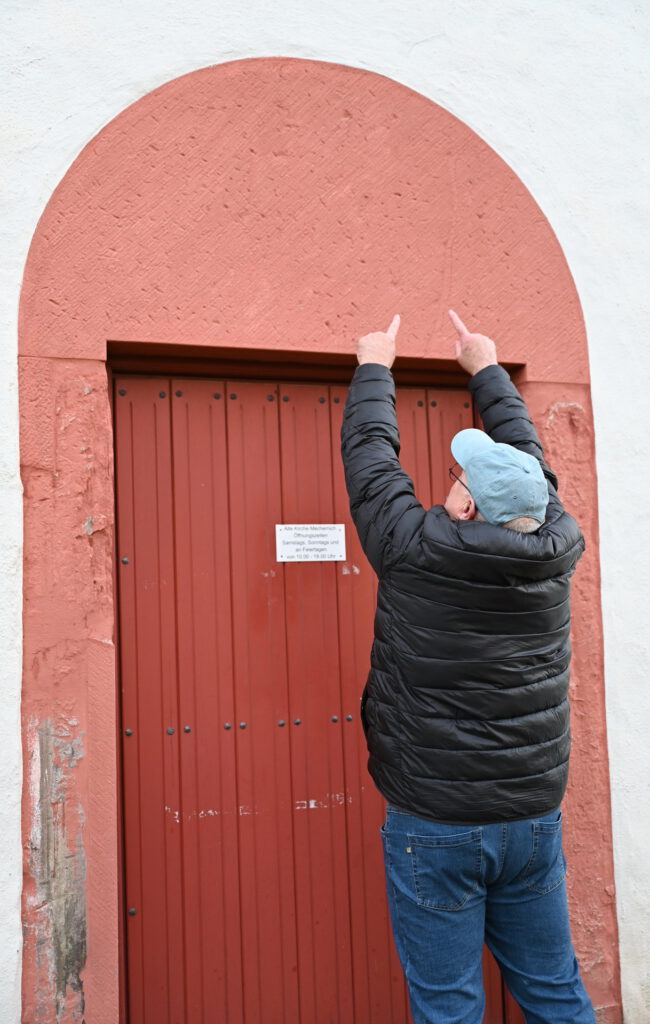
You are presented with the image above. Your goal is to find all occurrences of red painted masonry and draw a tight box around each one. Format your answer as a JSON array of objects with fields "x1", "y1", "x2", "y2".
[{"x1": 19, "y1": 58, "x2": 621, "y2": 1021}]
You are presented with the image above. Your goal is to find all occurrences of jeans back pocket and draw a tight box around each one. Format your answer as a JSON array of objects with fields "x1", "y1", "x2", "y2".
[
  {"x1": 520, "y1": 813, "x2": 567, "y2": 895},
  {"x1": 407, "y1": 829, "x2": 482, "y2": 911}
]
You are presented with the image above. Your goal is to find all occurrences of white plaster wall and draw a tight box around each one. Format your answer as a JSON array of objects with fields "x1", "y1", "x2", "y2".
[{"x1": 2, "y1": 1, "x2": 649, "y2": 1020}]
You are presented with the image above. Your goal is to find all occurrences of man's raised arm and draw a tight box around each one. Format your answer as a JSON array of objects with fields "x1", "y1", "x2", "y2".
[
  {"x1": 449, "y1": 309, "x2": 559, "y2": 492},
  {"x1": 341, "y1": 315, "x2": 425, "y2": 576}
]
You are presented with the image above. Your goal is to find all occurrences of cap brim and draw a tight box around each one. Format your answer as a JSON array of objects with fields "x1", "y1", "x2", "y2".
[{"x1": 451, "y1": 428, "x2": 494, "y2": 468}]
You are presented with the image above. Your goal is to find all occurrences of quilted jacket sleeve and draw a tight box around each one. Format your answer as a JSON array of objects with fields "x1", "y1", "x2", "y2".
[
  {"x1": 340, "y1": 363, "x2": 425, "y2": 576},
  {"x1": 468, "y1": 364, "x2": 560, "y2": 493}
]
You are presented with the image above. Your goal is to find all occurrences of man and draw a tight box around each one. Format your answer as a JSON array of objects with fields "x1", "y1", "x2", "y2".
[{"x1": 340, "y1": 311, "x2": 595, "y2": 1024}]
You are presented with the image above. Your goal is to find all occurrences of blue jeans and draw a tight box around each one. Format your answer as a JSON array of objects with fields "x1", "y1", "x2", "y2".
[{"x1": 381, "y1": 804, "x2": 595, "y2": 1024}]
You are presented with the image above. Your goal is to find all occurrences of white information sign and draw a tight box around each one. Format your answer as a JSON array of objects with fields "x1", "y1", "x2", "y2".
[{"x1": 275, "y1": 524, "x2": 346, "y2": 563}]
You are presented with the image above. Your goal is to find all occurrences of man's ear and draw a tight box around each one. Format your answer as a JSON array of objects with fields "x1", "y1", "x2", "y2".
[{"x1": 457, "y1": 495, "x2": 477, "y2": 521}]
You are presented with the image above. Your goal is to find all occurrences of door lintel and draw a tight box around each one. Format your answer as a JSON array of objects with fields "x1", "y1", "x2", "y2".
[{"x1": 106, "y1": 339, "x2": 524, "y2": 387}]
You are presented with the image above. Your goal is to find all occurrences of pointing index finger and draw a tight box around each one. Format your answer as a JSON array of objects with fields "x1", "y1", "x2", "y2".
[
  {"x1": 387, "y1": 313, "x2": 401, "y2": 341},
  {"x1": 448, "y1": 309, "x2": 468, "y2": 336}
]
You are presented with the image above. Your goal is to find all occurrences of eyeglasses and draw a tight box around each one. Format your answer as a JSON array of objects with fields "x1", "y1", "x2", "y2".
[{"x1": 448, "y1": 463, "x2": 471, "y2": 493}]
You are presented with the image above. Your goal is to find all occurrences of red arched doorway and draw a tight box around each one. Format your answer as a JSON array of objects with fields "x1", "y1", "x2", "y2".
[{"x1": 19, "y1": 57, "x2": 619, "y2": 1022}]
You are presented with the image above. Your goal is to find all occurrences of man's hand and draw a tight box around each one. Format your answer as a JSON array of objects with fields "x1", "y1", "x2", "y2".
[
  {"x1": 357, "y1": 314, "x2": 401, "y2": 368},
  {"x1": 448, "y1": 309, "x2": 498, "y2": 376}
]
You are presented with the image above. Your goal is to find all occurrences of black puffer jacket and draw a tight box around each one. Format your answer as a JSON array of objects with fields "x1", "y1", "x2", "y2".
[{"x1": 341, "y1": 363, "x2": 585, "y2": 825}]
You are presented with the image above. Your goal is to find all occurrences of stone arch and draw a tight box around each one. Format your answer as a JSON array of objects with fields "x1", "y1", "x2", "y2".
[{"x1": 18, "y1": 57, "x2": 616, "y2": 1019}]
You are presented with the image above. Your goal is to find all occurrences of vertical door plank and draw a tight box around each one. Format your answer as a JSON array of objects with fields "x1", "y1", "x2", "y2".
[
  {"x1": 225, "y1": 381, "x2": 300, "y2": 1024},
  {"x1": 504, "y1": 986, "x2": 527, "y2": 1023},
  {"x1": 483, "y1": 947, "x2": 505, "y2": 1023},
  {"x1": 396, "y1": 388, "x2": 433, "y2": 510},
  {"x1": 170, "y1": 380, "x2": 244, "y2": 1023},
  {"x1": 278, "y1": 383, "x2": 355, "y2": 1024},
  {"x1": 426, "y1": 389, "x2": 474, "y2": 503},
  {"x1": 330, "y1": 384, "x2": 412, "y2": 1024},
  {"x1": 114, "y1": 377, "x2": 186, "y2": 1024}
]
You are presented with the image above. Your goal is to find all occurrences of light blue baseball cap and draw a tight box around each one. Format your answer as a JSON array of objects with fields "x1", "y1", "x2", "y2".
[{"x1": 450, "y1": 428, "x2": 548, "y2": 526}]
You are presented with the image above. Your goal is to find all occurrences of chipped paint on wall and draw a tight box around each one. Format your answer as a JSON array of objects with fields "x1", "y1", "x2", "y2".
[{"x1": 23, "y1": 717, "x2": 87, "y2": 1023}]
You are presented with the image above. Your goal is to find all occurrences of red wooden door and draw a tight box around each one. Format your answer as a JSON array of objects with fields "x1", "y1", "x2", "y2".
[{"x1": 114, "y1": 374, "x2": 524, "y2": 1024}]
